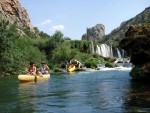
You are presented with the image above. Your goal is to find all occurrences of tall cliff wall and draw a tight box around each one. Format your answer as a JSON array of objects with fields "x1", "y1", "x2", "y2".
[{"x1": 0, "y1": 0, "x2": 34, "y2": 32}]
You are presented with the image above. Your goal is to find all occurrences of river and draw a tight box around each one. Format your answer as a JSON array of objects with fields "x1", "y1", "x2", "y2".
[{"x1": 0, "y1": 68, "x2": 150, "y2": 113}]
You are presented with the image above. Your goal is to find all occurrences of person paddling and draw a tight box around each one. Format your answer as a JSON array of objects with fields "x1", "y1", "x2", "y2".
[{"x1": 74, "y1": 60, "x2": 81, "y2": 68}]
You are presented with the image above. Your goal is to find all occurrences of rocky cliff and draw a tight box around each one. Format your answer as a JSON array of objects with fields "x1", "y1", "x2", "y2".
[
  {"x1": 0, "y1": 0, "x2": 34, "y2": 33},
  {"x1": 103, "y1": 6, "x2": 150, "y2": 46},
  {"x1": 119, "y1": 23, "x2": 150, "y2": 80},
  {"x1": 82, "y1": 24, "x2": 105, "y2": 41}
]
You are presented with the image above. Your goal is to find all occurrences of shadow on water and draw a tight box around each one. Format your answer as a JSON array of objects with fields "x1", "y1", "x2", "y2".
[
  {"x1": 123, "y1": 81, "x2": 150, "y2": 113},
  {"x1": 0, "y1": 70, "x2": 150, "y2": 113}
]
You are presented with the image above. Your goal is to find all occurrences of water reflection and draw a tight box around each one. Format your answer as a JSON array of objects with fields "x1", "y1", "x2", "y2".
[
  {"x1": 124, "y1": 81, "x2": 150, "y2": 113},
  {"x1": 18, "y1": 81, "x2": 50, "y2": 113},
  {"x1": 0, "y1": 70, "x2": 150, "y2": 113}
]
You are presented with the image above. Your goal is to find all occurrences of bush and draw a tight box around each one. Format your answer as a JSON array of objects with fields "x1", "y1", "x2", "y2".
[
  {"x1": 130, "y1": 66, "x2": 143, "y2": 79},
  {"x1": 105, "y1": 62, "x2": 115, "y2": 68},
  {"x1": 84, "y1": 58, "x2": 99, "y2": 68},
  {"x1": 53, "y1": 67, "x2": 62, "y2": 72}
]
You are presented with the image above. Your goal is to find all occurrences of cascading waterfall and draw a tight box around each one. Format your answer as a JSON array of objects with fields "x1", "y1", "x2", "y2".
[
  {"x1": 96, "y1": 45, "x2": 101, "y2": 55},
  {"x1": 121, "y1": 49, "x2": 125, "y2": 58},
  {"x1": 91, "y1": 41, "x2": 95, "y2": 54},
  {"x1": 116, "y1": 48, "x2": 122, "y2": 58},
  {"x1": 91, "y1": 43, "x2": 131, "y2": 67},
  {"x1": 96, "y1": 44, "x2": 113, "y2": 58},
  {"x1": 92, "y1": 43, "x2": 124, "y2": 58}
]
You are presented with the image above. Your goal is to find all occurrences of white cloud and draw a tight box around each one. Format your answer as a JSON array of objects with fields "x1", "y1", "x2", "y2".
[
  {"x1": 51, "y1": 25, "x2": 65, "y2": 31},
  {"x1": 38, "y1": 19, "x2": 52, "y2": 26}
]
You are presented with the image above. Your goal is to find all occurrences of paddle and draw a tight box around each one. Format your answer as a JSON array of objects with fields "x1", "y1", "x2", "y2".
[
  {"x1": 34, "y1": 74, "x2": 45, "y2": 82},
  {"x1": 34, "y1": 74, "x2": 37, "y2": 82}
]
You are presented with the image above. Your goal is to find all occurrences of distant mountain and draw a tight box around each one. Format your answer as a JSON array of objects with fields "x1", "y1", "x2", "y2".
[
  {"x1": 102, "y1": 6, "x2": 150, "y2": 46},
  {"x1": 0, "y1": 0, "x2": 34, "y2": 33}
]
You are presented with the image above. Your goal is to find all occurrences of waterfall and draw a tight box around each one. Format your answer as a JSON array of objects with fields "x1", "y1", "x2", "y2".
[
  {"x1": 91, "y1": 41, "x2": 94, "y2": 54},
  {"x1": 110, "y1": 44, "x2": 113, "y2": 57},
  {"x1": 101, "y1": 44, "x2": 108, "y2": 57},
  {"x1": 96, "y1": 45, "x2": 101, "y2": 55},
  {"x1": 122, "y1": 49, "x2": 125, "y2": 58},
  {"x1": 94, "y1": 43, "x2": 124, "y2": 58},
  {"x1": 96, "y1": 44, "x2": 112, "y2": 58},
  {"x1": 116, "y1": 48, "x2": 122, "y2": 58}
]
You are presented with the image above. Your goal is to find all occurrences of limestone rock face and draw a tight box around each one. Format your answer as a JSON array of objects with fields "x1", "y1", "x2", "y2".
[
  {"x1": 119, "y1": 23, "x2": 150, "y2": 80},
  {"x1": 104, "y1": 7, "x2": 150, "y2": 46},
  {"x1": 0, "y1": 0, "x2": 34, "y2": 32},
  {"x1": 119, "y1": 24, "x2": 150, "y2": 65},
  {"x1": 82, "y1": 24, "x2": 105, "y2": 41}
]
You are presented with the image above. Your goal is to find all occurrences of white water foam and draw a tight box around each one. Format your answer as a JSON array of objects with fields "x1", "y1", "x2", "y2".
[{"x1": 99, "y1": 67, "x2": 132, "y2": 71}]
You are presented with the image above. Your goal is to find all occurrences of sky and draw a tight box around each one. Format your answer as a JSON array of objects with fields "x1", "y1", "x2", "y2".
[{"x1": 19, "y1": 0, "x2": 150, "y2": 40}]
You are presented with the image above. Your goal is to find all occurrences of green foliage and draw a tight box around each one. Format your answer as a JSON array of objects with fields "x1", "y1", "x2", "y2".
[
  {"x1": 52, "y1": 41, "x2": 71, "y2": 63},
  {"x1": 44, "y1": 31, "x2": 64, "y2": 59},
  {"x1": 53, "y1": 67, "x2": 62, "y2": 72},
  {"x1": 52, "y1": 30, "x2": 64, "y2": 43},
  {"x1": 129, "y1": 66, "x2": 143, "y2": 79},
  {"x1": 84, "y1": 58, "x2": 99, "y2": 68},
  {"x1": 105, "y1": 62, "x2": 115, "y2": 68},
  {"x1": 0, "y1": 21, "x2": 19, "y2": 74},
  {"x1": 75, "y1": 53, "x2": 92, "y2": 63},
  {"x1": 70, "y1": 40, "x2": 91, "y2": 53},
  {"x1": 0, "y1": 20, "x2": 48, "y2": 75},
  {"x1": 64, "y1": 37, "x2": 71, "y2": 40},
  {"x1": 50, "y1": 39, "x2": 94, "y2": 66},
  {"x1": 0, "y1": 37, "x2": 47, "y2": 74},
  {"x1": 103, "y1": 57, "x2": 116, "y2": 62},
  {"x1": 0, "y1": 19, "x2": 114, "y2": 75}
]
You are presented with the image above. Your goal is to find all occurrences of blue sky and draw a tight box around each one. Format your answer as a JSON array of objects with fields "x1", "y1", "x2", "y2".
[{"x1": 20, "y1": 0, "x2": 150, "y2": 40}]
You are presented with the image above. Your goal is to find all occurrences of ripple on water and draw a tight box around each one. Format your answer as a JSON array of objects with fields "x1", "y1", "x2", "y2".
[{"x1": 1, "y1": 70, "x2": 150, "y2": 113}]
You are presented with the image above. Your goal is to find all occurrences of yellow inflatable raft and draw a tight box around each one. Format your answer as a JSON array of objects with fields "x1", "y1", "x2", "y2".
[
  {"x1": 67, "y1": 65, "x2": 75, "y2": 72},
  {"x1": 18, "y1": 74, "x2": 50, "y2": 82}
]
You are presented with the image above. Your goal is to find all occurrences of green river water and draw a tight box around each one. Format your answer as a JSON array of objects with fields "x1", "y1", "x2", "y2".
[{"x1": 0, "y1": 69, "x2": 150, "y2": 113}]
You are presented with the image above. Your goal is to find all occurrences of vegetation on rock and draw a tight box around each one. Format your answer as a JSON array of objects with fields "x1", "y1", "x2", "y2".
[
  {"x1": 102, "y1": 6, "x2": 150, "y2": 47},
  {"x1": 119, "y1": 23, "x2": 150, "y2": 80}
]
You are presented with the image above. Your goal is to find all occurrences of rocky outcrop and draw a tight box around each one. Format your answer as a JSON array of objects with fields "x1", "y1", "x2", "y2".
[
  {"x1": 82, "y1": 24, "x2": 105, "y2": 41},
  {"x1": 119, "y1": 23, "x2": 150, "y2": 80},
  {"x1": 0, "y1": 0, "x2": 34, "y2": 33},
  {"x1": 104, "y1": 6, "x2": 150, "y2": 46}
]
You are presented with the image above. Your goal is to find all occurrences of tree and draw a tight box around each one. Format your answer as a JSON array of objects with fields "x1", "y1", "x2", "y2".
[
  {"x1": 52, "y1": 42, "x2": 71, "y2": 63},
  {"x1": 44, "y1": 31, "x2": 64, "y2": 59}
]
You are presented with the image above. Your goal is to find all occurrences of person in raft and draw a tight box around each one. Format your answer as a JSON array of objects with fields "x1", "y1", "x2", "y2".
[
  {"x1": 26, "y1": 62, "x2": 37, "y2": 75},
  {"x1": 38, "y1": 62, "x2": 50, "y2": 74},
  {"x1": 74, "y1": 60, "x2": 81, "y2": 68},
  {"x1": 66, "y1": 59, "x2": 71, "y2": 69}
]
